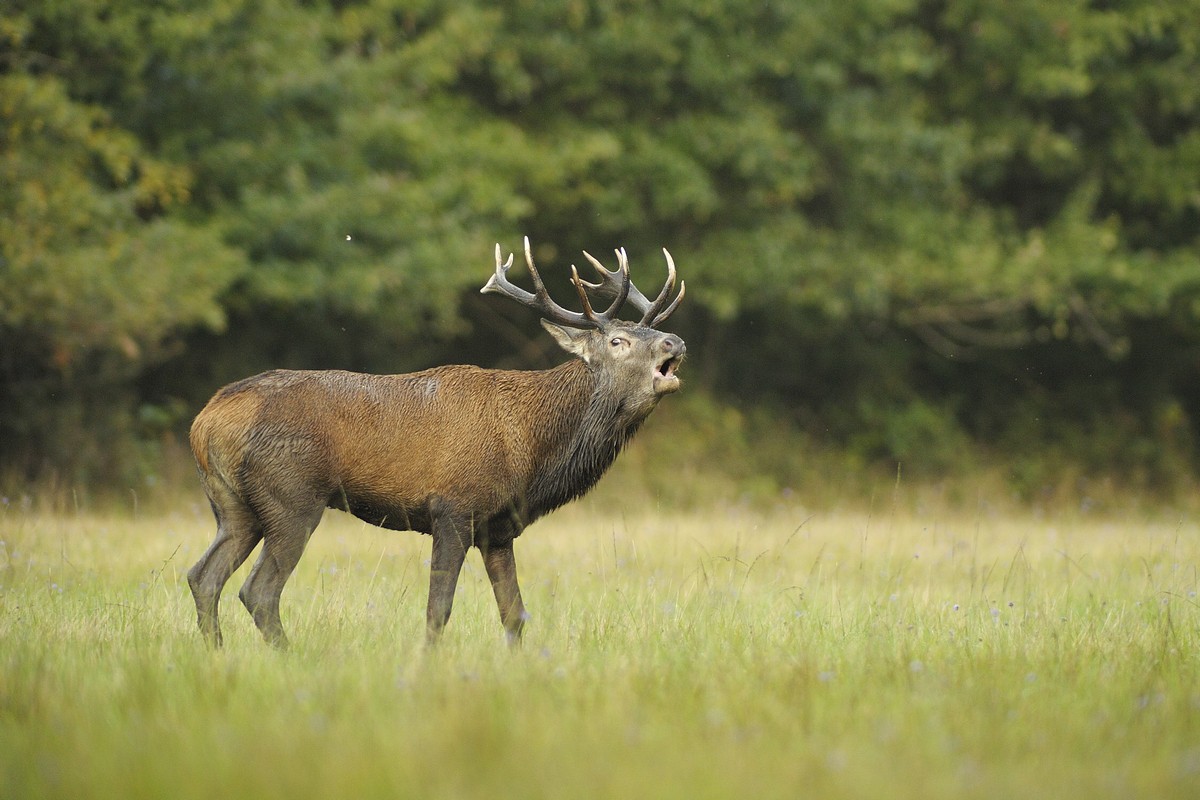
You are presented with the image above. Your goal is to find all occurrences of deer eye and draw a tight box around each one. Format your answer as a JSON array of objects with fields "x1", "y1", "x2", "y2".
[{"x1": 610, "y1": 337, "x2": 627, "y2": 348}]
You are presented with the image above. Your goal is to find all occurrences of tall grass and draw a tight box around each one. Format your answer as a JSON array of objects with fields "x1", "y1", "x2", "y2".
[{"x1": 1, "y1": 496, "x2": 1197, "y2": 799}]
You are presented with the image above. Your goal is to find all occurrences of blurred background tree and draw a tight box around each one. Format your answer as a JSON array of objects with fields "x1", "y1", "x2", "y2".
[{"x1": 2, "y1": 0, "x2": 1198, "y2": 505}]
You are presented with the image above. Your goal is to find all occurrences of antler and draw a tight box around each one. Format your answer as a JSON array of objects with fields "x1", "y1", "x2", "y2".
[
  {"x1": 482, "y1": 237, "x2": 605, "y2": 329},
  {"x1": 578, "y1": 248, "x2": 685, "y2": 328},
  {"x1": 482, "y1": 237, "x2": 685, "y2": 329}
]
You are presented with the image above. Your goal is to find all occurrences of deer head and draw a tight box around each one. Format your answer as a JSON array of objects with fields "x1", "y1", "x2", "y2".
[{"x1": 482, "y1": 237, "x2": 687, "y2": 416}]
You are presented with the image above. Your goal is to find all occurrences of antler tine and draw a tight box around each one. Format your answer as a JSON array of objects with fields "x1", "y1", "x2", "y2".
[
  {"x1": 579, "y1": 247, "x2": 684, "y2": 328},
  {"x1": 497, "y1": 243, "x2": 514, "y2": 273},
  {"x1": 650, "y1": 277, "x2": 685, "y2": 328},
  {"x1": 638, "y1": 248, "x2": 681, "y2": 327},
  {"x1": 521, "y1": 236, "x2": 551, "y2": 301},
  {"x1": 481, "y1": 243, "x2": 517, "y2": 293},
  {"x1": 480, "y1": 238, "x2": 596, "y2": 329},
  {"x1": 569, "y1": 265, "x2": 601, "y2": 323},
  {"x1": 580, "y1": 249, "x2": 633, "y2": 322}
]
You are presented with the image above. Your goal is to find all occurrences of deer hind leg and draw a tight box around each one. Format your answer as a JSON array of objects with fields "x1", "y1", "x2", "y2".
[
  {"x1": 238, "y1": 503, "x2": 325, "y2": 649},
  {"x1": 426, "y1": 507, "x2": 473, "y2": 644},
  {"x1": 187, "y1": 487, "x2": 263, "y2": 648}
]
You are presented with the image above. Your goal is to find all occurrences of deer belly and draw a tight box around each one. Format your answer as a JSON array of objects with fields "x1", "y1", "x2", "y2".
[{"x1": 337, "y1": 493, "x2": 432, "y2": 533}]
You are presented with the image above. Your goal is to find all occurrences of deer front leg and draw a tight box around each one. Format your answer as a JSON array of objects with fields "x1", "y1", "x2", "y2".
[
  {"x1": 481, "y1": 540, "x2": 530, "y2": 645},
  {"x1": 426, "y1": 509, "x2": 471, "y2": 644}
]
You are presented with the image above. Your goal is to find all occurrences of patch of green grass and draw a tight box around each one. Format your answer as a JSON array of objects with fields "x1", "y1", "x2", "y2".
[{"x1": 1, "y1": 499, "x2": 1198, "y2": 799}]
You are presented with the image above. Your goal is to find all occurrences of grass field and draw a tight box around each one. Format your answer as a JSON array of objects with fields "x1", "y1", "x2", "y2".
[{"x1": 1, "y1": 494, "x2": 1198, "y2": 799}]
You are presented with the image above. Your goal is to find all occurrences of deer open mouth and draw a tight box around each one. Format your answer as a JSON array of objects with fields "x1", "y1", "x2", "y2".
[{"x1": 653, "y1": 355, "x2": 682, "y2": 393}]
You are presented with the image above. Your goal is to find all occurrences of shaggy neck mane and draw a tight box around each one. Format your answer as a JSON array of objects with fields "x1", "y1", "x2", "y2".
[{"x1": 524, "y1": 360, "x2": 649, "y2": 519}]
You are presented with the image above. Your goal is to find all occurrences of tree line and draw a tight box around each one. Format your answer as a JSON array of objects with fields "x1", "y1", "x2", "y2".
[{"x1": 2, "y1": 0, "x2": 1199, "y2": 499}]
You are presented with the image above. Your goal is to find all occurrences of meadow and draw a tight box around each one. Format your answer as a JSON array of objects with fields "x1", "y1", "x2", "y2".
[{"x1": 1, "y1": 491, "x2": 1198, "y2": 799}]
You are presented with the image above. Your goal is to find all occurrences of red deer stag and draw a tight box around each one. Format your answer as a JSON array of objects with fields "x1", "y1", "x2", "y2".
[{"x1": 186, "y1": 238, "x2": 685, "y2": 648}]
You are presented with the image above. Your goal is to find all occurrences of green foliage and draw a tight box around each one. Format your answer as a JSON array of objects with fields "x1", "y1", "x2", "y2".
[
  {"x1": 0, "y1": 63, "x2": 242, "y2": 483},
  {"x1": 1, "y1": 0, "x2": 1199, "y2": 494},
  {"x1": 0, "y1": 74, "x2": 236, "y2": 354}
]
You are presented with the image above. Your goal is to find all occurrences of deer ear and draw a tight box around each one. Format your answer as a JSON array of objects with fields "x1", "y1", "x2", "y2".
[{"x1": 541, "y1": 319, "x2": 591, "y2": 360}]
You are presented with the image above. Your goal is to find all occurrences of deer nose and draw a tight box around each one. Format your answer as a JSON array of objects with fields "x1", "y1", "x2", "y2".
[{"x1": 661, "y1": 335, "x2": 685, "y2": 357}]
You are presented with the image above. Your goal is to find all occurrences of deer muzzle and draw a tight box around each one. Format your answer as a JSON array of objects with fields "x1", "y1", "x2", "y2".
[{"x1": 653, "y1": 334, "x2": 686, "y2": 394}]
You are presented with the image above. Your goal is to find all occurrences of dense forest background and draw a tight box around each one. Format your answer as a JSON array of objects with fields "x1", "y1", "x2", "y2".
[{"x1": 2, "y1": 0, "x2": 1199, "y2": 508}]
